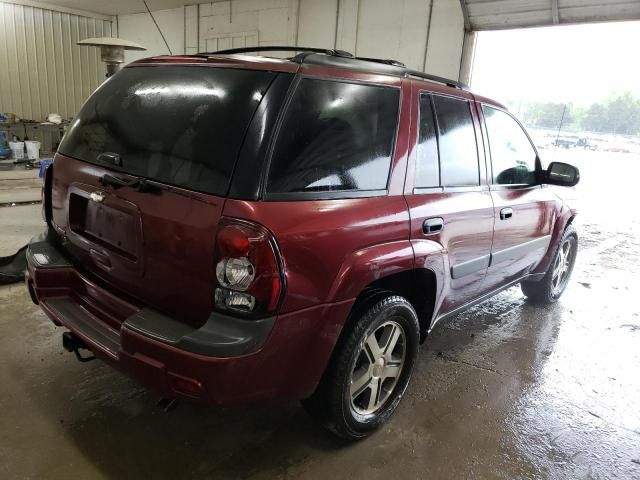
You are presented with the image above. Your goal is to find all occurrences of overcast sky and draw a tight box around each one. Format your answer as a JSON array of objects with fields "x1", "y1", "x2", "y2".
[{"x1": 471, "y1": 21, "x2": 640, "y2": 107}]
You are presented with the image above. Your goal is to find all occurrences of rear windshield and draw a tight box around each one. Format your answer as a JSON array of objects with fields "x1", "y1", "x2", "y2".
[{"x1": 59, "y1": 66, "x2": 275, "y2": 195}]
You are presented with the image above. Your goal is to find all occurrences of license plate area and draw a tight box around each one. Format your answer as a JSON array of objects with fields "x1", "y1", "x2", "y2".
[
  {"x1": 67, "y1": 184, "x2": 144, "y2": 275},
  {"x1": 69, "y1": 193, "x2": 137, "y2": 260}
]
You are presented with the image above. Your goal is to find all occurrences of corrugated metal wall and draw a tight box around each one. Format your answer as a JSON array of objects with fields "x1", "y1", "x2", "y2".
[{"x1": 0, "y1": 2, "x2": 113, "y2": 121}]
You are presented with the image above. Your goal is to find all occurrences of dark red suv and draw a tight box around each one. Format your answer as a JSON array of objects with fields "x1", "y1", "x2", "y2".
[{"x1": 26, "y1": 47, "x2": 579, "y2": 439}]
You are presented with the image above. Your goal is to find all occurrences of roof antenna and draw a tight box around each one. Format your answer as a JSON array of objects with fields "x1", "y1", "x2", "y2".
[
  {"x1": 553, "y1": 104, "x2": 567, "y2": 161},
  {"x1": 143, "y1": 0, "x2": 173, "y2": 55}
]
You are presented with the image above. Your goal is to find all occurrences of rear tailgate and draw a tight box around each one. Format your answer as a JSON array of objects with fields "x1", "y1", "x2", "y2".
[
  {"x1": 51, "y1": 64, "x2": 280, "y2": 327},
  {"x1": 51, "y1": 154, "x2": 223, "y2": 327}
]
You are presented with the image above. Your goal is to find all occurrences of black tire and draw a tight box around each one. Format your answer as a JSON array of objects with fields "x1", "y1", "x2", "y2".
[
  {"x1": 302, "y1": 295, "x2": 420, "y2": 440},
  {"x1": 521, "y1": 224, "x2": 578, "y2": 303}
]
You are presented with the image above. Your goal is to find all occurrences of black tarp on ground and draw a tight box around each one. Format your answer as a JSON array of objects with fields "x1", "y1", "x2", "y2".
[{"x1": 0, "y1": 245, "x2": 27, "y2": 284}]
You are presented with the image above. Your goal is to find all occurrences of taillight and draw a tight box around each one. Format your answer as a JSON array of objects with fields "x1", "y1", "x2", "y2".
[{"x1": 213, "y1": 218, "x2": 284, "y2": 318}]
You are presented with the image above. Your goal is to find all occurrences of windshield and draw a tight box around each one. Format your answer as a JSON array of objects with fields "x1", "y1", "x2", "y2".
[{"x1": 59, "y1": 66, "x2": 276, "y2": 195}]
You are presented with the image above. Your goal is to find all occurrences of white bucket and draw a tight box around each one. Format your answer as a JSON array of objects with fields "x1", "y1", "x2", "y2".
[
  {"x1": 8, "y1": 141, "x2": 24, "y2": 160},
  {"x1": 25, "y1": 140, "x2": 40, "y2": 160}
]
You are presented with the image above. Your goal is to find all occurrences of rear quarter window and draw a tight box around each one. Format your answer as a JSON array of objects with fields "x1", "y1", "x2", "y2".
[
  {"x1": 59, "y1": 66, "x2": 276, "y2": 196},
  {"x1": 266, "y1": 78, "x2": 400, "y2": 196}
]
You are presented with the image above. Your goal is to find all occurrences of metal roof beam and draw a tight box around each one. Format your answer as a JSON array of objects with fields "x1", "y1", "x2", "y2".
[
  {"x1": 466, "y1": 0, "x2": 640, "y2": 31},
  {"x1": 459, "y1": 0, "x2": 472, "y2": 31}
]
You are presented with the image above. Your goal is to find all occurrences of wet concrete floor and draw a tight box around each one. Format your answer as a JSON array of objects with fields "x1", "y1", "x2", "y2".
[{"x1": 1, "y1": 151, "x2": 639, "y2": 479}]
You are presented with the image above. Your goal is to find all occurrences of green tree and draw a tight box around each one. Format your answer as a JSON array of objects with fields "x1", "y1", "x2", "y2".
[
  {"x1": 567, "y1": 105, "x2": 587, "y2": 130},
  {"x1": 582, "y1": 103, "x2": 607, "y2": 133},
  {"x1": 523, "y1": 102, "x2": 573, "y2": 129},
  {"x1": 521, "y1": 93, "x2": 640, "y2": 135},
  {"x1": 602, "y1": 93, "x2": 640, "y2": 135}
]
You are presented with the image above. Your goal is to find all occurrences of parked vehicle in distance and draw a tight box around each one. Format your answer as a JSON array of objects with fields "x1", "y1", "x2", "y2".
[
  {"x1": 553, "y1": 138, "x2": 575, "y2": 148},
  {"x1": 576, "y1": 137, "x2": 598, "y2": 150},
  {"x1": 26, "y1": 47, "x2": 580, "y2": 440}
]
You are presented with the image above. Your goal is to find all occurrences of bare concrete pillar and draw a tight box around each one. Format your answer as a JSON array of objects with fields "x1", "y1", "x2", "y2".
[{"x1": 459, "y1": 30, "x2": 477, "y2": 85}]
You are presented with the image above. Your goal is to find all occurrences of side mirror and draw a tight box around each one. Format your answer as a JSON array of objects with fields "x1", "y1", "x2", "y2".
[{"x1": 542, "y1": 162, "x2": 580, "y2": 187}]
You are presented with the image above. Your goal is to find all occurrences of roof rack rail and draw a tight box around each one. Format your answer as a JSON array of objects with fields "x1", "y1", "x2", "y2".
[
  {"x1": 405, "y1": 69, "x2": 469, "y2": 90},
  {"x1": 196, "y1": 45, "x2": 468, "y2": 91},
  {"x1": 356, "y1": 57, "x2": 407, "y2": 67},
  {"x1": 198, "y1": 46, "x2": 354, "y2": 61}
]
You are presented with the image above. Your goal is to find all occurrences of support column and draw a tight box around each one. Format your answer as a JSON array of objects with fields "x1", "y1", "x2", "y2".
[{"x1": 459, "y1": 30, "x2": 476, "y2": 85}]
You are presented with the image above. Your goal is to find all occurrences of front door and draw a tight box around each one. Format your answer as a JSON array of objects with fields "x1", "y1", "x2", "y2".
[{"x1": 480, "y1": 105, "x2": 557, "y2": 289}]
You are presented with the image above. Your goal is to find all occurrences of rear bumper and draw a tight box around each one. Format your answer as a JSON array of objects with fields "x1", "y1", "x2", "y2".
[{"x1": 26, "y1": 229, "x2": 353, "y2": 405}]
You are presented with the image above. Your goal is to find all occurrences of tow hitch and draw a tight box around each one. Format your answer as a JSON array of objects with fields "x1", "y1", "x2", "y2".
[{"x1": 62, "y1": 332, "x2": 96, "y2": 363}]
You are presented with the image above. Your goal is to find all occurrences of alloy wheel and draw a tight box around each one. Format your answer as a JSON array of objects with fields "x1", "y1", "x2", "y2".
[
  {"x1": 552, "y1": 239, "x2": 573, "y2": 296},
  {"x1": 349, "y1": 320, "x2": 406, "y2": 416}
]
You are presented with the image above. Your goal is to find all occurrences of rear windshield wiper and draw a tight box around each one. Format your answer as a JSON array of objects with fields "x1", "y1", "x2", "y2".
[
  {"x1": 99, "y1": 173, "x2": 162, "y2": 194},
  {"x1": 99, "y1": 174, "x2": 210, "y2": 202},
  {"x1": 100, "y1": 173, "x2": 137, "y2": 188}
]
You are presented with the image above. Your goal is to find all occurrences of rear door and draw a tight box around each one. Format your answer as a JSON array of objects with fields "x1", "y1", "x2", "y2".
[
  {"x1": 52, "y1": 65, "x2": 283, "y2": 327},
  {"x1": 405, "y1": 85, "x2": 494, "y2": 314},
  {"x1": 480, "y1": 105, "x2": 556, "y2": 289}
]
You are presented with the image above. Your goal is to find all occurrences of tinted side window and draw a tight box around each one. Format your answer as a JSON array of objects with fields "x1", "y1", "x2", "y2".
[
  {"x1": 267, "y1": 78, "x2": 399, "y2": 194},
  {"x1": 416, "y1": 94, "x2": 439, "y2": 188},
  {"x1": 432, "y1": 96, "x2": 480, "y2": 187},
  {"x1": 483, "y1": 106, "x2": 537, "y2": 185}
]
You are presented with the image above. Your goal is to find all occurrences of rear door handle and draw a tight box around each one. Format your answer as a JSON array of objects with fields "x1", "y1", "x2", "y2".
[
  {"x1": 423, "y1": 217, "x2": 444, "y2": 235},
  {"x1": 500, "y1": 207, "x2": 513, "y2": 220}
]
